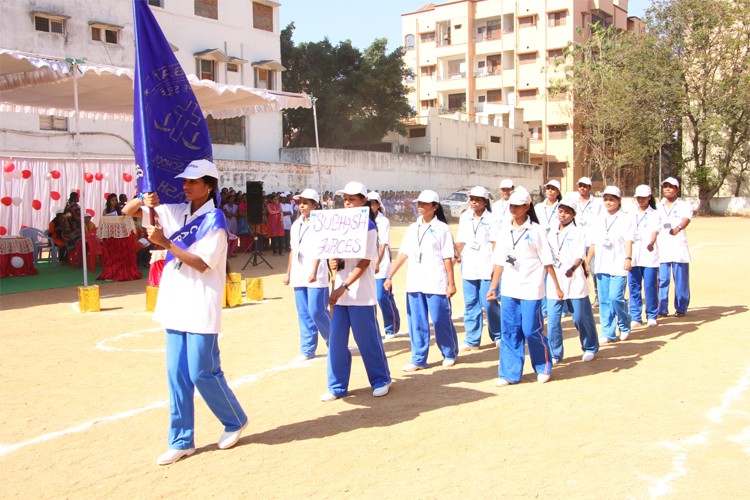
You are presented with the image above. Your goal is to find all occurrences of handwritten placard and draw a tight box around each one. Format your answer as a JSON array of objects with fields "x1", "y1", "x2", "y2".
[{"x1": 307, "y1": 207, "x2": 370, "y2": 259}]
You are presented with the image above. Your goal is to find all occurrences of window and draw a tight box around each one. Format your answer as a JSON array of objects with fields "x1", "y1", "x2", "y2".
[
  {"x1": 486, "y1": 54, "x2": 501, "y2": 74},
  {"x1": 518, "y1": 52, "x2": 537, "y2": 65},
  {"x1": 409, "y1": 128, "x2": 426, "y2": 138},
  {"x1": 147, "y1": 0, "x2": 164, "y2": 6},
  {"x1": 486, "y1": 19, "x2": 501, "y2": 40},
  {"x1": 548, "y1": 162, "x2": 567, "y2": 177},
  {"x1": 548, "y1": 124, "x2": 568, "y2": 139},
  {"x1": 548, "y1": 11, "x2": 567, "y2": 27},
  {"x1": 227, "y1": 63, "x2": 239, "y2": 72},
  {"x1": 420, "y1": 65, "x2": 436, "y2": 77},
  {"x1": 253, "y1": 2, "x2": 273, "y2": 32},
  {"x1": 547, "y1": 48, "x2": 565, "y2": 62},
  {"x1": 195, "y1": 0, "x2": 218, "y2": 20},
  {"x1": 547, "y1": 87, "x2": 566, "y2": 101},
  {"x1": 518, "y1": 16, "x2": 536, "y2": 28},
  {"x1": 405, "y1": 34, "x2": 415, "y2": 51},
  {"x1": 420, "y1": 99, "x2": 436, "y2": 110},
  {"x1": 34, "y1": 14, "x2": 66, "y2": 35},
  {"x1": 207, "y1": 116, "x2": 245, "y2": 144},
  {"x1": 197, "y1": 59, "x2": 215, "y2": 81},
  {"x1": 420, "y1": 32, "x2": 435, "y2": 43},
  {"x1": 448, "y1": 93, "x2": 466, "y2": 111},
  {"x1": 490, "y1": 136, "x2": 501, "y2": 144},
  {"x1": 39, "y1": 115, "x2": 68, "y2": 131},
  {"x1": 447, "y1": 59, "x2": 465, "y2": 78},
  {"x1": 518, "y1": 89, "x2": 538, "y2": 101},
  {"x1": 486, "y1": 90, "x2": 502, "y2": 103},
  {"x1": 529, "y1": 125, "x2": 542, "y2": 140},
  {"x1": 256, "y1": 68, "x2": 275, "y2": 89},
  {"x1": 91, "y1": 25, "x2": 120, "y2": 44}
]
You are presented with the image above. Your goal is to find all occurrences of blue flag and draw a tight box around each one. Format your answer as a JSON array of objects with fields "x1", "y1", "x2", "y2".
[{"x1": 132, "y1": 0, "x2": 213, "y2": 204}]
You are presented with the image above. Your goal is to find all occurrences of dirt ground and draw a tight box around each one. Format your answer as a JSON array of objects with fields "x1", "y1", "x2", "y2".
[{"x1": 1, "y1": 216, "x2": 749, "y2": 499}]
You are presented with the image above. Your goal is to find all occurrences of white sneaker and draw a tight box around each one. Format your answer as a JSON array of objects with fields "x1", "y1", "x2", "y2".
[
  {"x1": 647, "y1": 318, "x2": 658, "y2": 327},
  {"x1": 537, "y1": 373, "x2": 551, "y2": 384},
  {"x1": 552, "y1": 357, "x2": 560, "y2": 366},
  {"x1": 495, "y1": 378, "x2": 511, "y2": 387},
  {"x1": 293, "y1": 354, "x2": 314, "y2": 363},
  {"x1": 442, "y1": 358, "x2": 456, "y2": 367},
  {"x1": 319, "y1": 392, "x2": 339, "y2": 402},
  {"x1": 157, "y1": 448, "x2": 195, "y2": 465},
  {"x1": 459, "y1": 343, "x2": 479, "y2": 352},
  {"x1": 599, "y1": 336, "x2": 612, "y2": 345},
  {"x1": 372, "y1": 383, "x2": 390, "y2": 397},
  {"x1": 621, "y1": 330, "x2": 630, "y2": 341},
  {"x1": 402, "y1": 363, "x2": 425, "y2": 372},
  {"x1": 495, "y1": 339, "x2": 502, "y2": 348},
  {"x1": 384, "y1": 333, "x2": 397, "y2": 340},
  {"x1": 582, "y1": 351, "x2": 595, "y2": 362},
  {"x1": 630, "y1": 321, "x2": 643, "y2": 329},
  {"x1": 218, "y1": 420, "x2": 248, "y2": 450}
]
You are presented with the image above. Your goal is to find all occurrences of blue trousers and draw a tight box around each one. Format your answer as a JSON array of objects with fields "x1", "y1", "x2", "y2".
[
  {"x1": 596, "y1": 274, "x2": 630, "y2": 341},
  {"x1": 658, "y1": 262, "x2": 690, "y2": 315},
  {"x1": 165, "y1": 330, "x2": 247, "y2": 450},
  {"x1": 628, "y1": 266, "x2": 659, "y2": 323},
  {"x1": 546, "y1": 296, "x2": 599, "y2": 361},
  {"x1": 499, "y1": 297, "x2": 551, "y2": 383},
  {"x1": 406, "y1": 292, "x2": 459, "y2": 366},
  {"x1": 376, "y1": 278, "x2": 401, "y2": 335},
  {"x1": 462, "y1": 278, "x2": 501, "y2": 346},
  {"x1": 294, "y1": 286, "x2": 330, "y2": 357},
  {"x1": 327, "y1": 305, "x2": 391, "y2": 397}
]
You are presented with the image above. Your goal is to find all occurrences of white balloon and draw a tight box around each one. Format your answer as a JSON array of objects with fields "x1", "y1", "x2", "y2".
[
  {"x1": 10, "y1": 256, "x2": 24, "y2": 268},
  {"x1": 46, "y1": 173, "x2": 52, "y2": 179},
  {"x1": 11, "y1": 197, "x2": 22, "y2": 206}
]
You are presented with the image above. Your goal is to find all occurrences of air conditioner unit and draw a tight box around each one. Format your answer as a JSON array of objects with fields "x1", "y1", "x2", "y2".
[{"x1": 399, "y1": 144, "x2": 410, "y2": 153}]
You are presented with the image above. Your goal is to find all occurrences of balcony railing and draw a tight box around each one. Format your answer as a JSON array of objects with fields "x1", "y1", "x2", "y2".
[
  {"x1": 474, "y1": 67, "x2": 501, "y2": 78},
  {"x1": 475, "y1": 31, "x2": 501, "y2": 43},
  {"x1": 438, "y1": 71, "x2": 467, "y2": 81}
]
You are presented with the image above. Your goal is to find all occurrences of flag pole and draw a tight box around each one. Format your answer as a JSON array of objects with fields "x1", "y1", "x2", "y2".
[{"x1": 68, "y1": 58, "x2": 88, "y2": 286}]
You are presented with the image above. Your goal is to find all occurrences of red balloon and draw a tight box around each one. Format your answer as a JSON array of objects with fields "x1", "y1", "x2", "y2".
[
  {"x1": 31, "y1": 199, "x2": 42, "y2": 210},
  {"x1": 21, "y1": 170, "x2": 32, "y2": 179},
  {"x1": 0, "y1": 197, "x2": 11, "y2": 206},
  {"x1": 123, "y1": 172, "x2": 133, "y2": 182},
  {"x1": 50, "y1": 170, "x2": 61, "y2": 179},
  {"x1": 3, "y1": 162, "x2": 15, "y2": 173},
  {"x1": 84, "y1": 172, "x2": 94, "y2": 183},
  {"x1": 0, "y1": 226, "x2": 7, "y2": 236},
  {"x1": 104, "y1": 192, "x2": 110, "y2": 200},
  {"x1": 86, "y1": 208, "x2": 96, "y2": 217},
  {"x1": 20, "y1": 225, "x2": 28, "y2": 230},
  {"x1": 50, "y1": 191, "x2": 61, "y2": 201},
  {"x1": 95, "y1": 172, "x2": 103, "y2": 181}
]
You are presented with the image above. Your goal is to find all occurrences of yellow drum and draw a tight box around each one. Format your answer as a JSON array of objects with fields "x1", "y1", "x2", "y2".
[
  {"x1": 78, "y1": 285, "x2": 100, "y2": 313},
  {"x1": 246, "y1": 277, "x2": 263, "y2": 301}
]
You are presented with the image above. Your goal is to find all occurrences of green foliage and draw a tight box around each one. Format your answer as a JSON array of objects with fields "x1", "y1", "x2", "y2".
[{"x1": 280, "y1": 24, "x2": 412, "y2": 148}]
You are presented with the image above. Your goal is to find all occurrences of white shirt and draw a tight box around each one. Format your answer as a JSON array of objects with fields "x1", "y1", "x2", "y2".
[
  {"x1": 492, "y1": 218, "x2": 553, "y2": 300},
  {"x1": 632, "y1": 206, "x2": 661, "y2": 268},
  {"x1": 589, "y1": 209, "x2": 635, "y2": 276},
  {"x1": 456, "y1": 209, "x2": 496, "y2": 280},
  {"x1": 490, "y1": 198, "x2": 513, "y2": 240},
  {"x1": 399, "y1": 216, "x2": 455, "y2": 294},
  {"x1": 534, "y1": 200, "x2": 560, "y2": 233},
  {"x1": 281, "y1": 202, "x2": 293, "y2": 230},
  {"x1": 546, "y1": 222, "x2": 589, "y2": 299},
  {"x1": 289, "y1": 216, "x2": 328, "y2": 288},
  {"x1": 152, "y1": 200, "x2": 227, "y2": 334},
  {"x1": 658, "y1": 198, "x2": 692, "y2": 264},
  {"x1": 373, "y1": 212, "x2": 392, "y2": 279},
  {"x1": 334, "y1": 219, "x2": 378, "y2": 306},
  {"x1": 575, "y1": 195, "x2": 603, "y2": 243}
]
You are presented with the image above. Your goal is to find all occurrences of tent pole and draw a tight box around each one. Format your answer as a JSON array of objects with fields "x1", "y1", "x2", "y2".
[
  {"x1": 312, "y1": 95, "x2": 322, "y2": 195},
  {"x1": 69, "y1": 58, "x2": 88, "y2": 286}
]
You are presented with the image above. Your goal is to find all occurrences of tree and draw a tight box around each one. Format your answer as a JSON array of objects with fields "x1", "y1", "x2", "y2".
[
  {"x1": 280, "y1": 24, "x2": 412, "y2": 149},
  {"x1": 650, "y1": 0, "x2": 750, "y2": 213}
]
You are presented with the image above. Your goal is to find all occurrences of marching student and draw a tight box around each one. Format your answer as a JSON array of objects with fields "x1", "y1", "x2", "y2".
[
  {"x1": 629, "y1": 185, "x2": 661, "y2": 328},
  {"x1": 322, "y1": 181, "x2": 391, "y2": 402},
  {"x1": 487, "y1": 187, "x2": 563, "y2": 386},
  {"x1": 283, "y1": 188, "x2": 330, "y2": 362},
  {"x1": 574, "y1": 177, "x2": 603, "y2": 306},
  {"x1": 455, "y1": 186, "x2": 501, "y2": 350},
  {"x1": 657, "y1": 177, "x2": 692, "y2": 317},
  {"x1": 546, "y1": 195, "x2": 599, "y2": 364},
  {"x1": 534, "y1": 180, "x2": 562, "y2": 233},
  {"x1": 385, "y1": 190, "x2": 459, "y2": 371},
  {"x1": 586, "y1": 186, "x2": 635, "y2": 343},
  {"x1": 367, "y1": 191, "x2": 401, "y2": 339},
  {"x1": 491, "y1": 178, "x2": 515, "y2": 232}
]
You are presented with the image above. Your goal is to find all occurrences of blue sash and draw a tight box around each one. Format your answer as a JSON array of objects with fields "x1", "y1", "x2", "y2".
[{"x1": 164, "y1": 208, "x2": 228, "y2": 264}]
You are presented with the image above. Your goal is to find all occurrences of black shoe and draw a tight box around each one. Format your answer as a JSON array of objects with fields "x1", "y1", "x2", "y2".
[
  {"x1": 674, "y1": 312, "x2": 686, "y2": 317},
  {"x1": 657, "y1": 313, "x2": 669, "y2": 318}
]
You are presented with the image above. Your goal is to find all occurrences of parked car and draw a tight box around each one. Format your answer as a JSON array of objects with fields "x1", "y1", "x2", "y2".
[{"x1": 440, "y1": 189, "x2": 495, "y2": 220}]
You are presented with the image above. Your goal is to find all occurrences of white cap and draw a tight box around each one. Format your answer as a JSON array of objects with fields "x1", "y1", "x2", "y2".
[
  {"x1": 577, "y1": 177, "x2": 593, "y2": 186},
  {"x1": 469, "y1": 186, "x2": 490, "y2": 199},
  {"x1": 544, "y1": 180, "x2": 561, "y2": 191},
  {"x1": 413, "y1": 190, "x2": 440, "y2": 203},
  {"x1": 55, "y1": 209, "x2": 64, "y2": 215},
  {"x1": 558, "y1": 194, "x2": 578, "y2": 212},
  {"x1": 367, "y1": 191, "x2": 382, "y2": 204},
  {"x1": 508, "y1": 187, "x2": 532, "y2": 205},
  {"x1": 662, "y1": 177, "x2": 680, "y2": 187},
  {"x1": 294, "y1": 188, "x2": 320, "y2": 203},
  {"x1": 602, "y1": 185, "x2": 622, "y2": 198},
  {"x1": 634, "y1": 184, "x2": 652, "y2": 197},
  {"x1": 175, "y1": 159, "x2": 219, "y2": 180},
  {"x1": 499, "y1": 178, "x2": 514, "y2": 189},
  {"x1": 335, "y1": 181, "x2": 367, "y2": 197}
]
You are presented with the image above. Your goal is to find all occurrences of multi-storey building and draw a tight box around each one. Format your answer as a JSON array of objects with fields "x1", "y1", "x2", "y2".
[{"x1": 402, "y1": 0, "x2": 643, "y2": 191}]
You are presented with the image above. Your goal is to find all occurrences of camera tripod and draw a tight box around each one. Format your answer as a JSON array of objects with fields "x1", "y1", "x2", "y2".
[{"x1": 242, "y1": 236, "x2": 272, "y2": 270}]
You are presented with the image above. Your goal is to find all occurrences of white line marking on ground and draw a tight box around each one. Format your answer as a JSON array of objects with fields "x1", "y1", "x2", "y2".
[
  {"x1": 95, "y1": 328, "x2": 164, "y2": 353},
  {"x1": 648, "y1": 366, "x2": 750, "y2": 497},
  {"x1": 0, "y1": 356, "x2": 324, "y2": 458},
  {"x1": 690, "y1": 242, "x2": 742, "y2": 252}
]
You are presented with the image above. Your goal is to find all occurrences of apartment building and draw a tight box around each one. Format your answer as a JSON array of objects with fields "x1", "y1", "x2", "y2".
[
  {"x1": 0, "y1": 0, "x2": 288, "y2": 162},
  {"x1": 402, "y1": 0, "x2": 644, "y2": 191}
]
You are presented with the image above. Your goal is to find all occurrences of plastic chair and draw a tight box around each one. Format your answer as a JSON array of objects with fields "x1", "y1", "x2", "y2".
[{"x1": 19, "y1": 227, "x2": 56, "y2": 264}]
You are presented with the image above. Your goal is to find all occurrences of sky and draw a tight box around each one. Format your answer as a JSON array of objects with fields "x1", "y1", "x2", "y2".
[{"x1": 279, "y1": 0, "x2": 653, "y2": 53}]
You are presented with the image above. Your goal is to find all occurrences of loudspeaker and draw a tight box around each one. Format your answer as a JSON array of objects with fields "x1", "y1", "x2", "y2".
[{"x1": 246, "y1": 181, "x2": 264, "y2": 225}]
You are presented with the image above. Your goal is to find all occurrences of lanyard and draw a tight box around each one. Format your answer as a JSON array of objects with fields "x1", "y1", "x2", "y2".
[
  {"x1": 636, "y1": 211, "x2": 648, "y2": 228},
  {"x1": 605, "y1": 214, "x2": 619, "y2": 235},
  {"x1": 555, "y1": 224, "x2": 572, "y2": 253},
  {"x1": 471, "y1": 215, "x2": 486, "y2": 238},
  {"x1": 544, "y1": 202, "x2": 559, "y2": 224},
  {"x1": 579, "y1": 199, "x2": 591, "y2": 214},
  {"x1": 298, "y1": 219, "x2": 310, "y2": 245},
  {"x1": 417, "y1": 223, "x2": 432, "y2": 248},
  {"x1": 662, "y1": 201, "x2": 676, "y2": 219},
  {"x1": 510, "y1": 228, "x2": 529, "y2": 249}
]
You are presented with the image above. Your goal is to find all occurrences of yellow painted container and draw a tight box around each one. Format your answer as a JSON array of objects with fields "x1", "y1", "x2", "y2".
[
  {"x1": 145, "y1": 285, "x2": 159, "y2": 312},
  {"x1": 225, "y1": 273, "x2": 243, "y2": 308},
  {"x1": 78, "y1": 285, "x2": 100, "y2": 313},
  {"x1": 246, "y1": 277, "x2": 263, "y2": 301}
]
